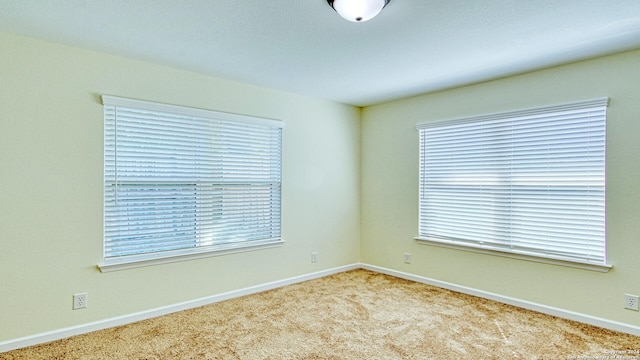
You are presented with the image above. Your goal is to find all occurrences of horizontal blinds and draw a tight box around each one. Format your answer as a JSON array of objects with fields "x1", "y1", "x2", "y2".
[
  {"x1": 103, "y1": 96, "x2": 283, "y2": 260},
  {"x1": 417, "y1": 98, "x2": 607, "y2": 265}
]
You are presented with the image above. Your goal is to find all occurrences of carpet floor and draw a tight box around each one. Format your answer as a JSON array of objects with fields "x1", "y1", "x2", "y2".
[{"x1": 1, "y1": 269, "x2": 639, "y2": 359}]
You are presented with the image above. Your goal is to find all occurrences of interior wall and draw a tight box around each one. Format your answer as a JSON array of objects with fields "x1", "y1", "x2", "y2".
[
  {"x1": 0, "y1": 31, "x2": 361, "y2": 342},
  {"x1": 360, "y1": 49, "x2": 640, "y2": 327}
]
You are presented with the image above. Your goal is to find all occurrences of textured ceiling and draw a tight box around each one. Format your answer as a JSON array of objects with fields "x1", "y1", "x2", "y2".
[{"x1": 1, "y1": 0, "x2": 639, "y2": 106}]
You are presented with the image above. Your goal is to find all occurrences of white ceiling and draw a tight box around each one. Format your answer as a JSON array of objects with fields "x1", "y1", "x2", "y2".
[{"x1": 1, "y1": 0, "x2": 640, "y2": 106}]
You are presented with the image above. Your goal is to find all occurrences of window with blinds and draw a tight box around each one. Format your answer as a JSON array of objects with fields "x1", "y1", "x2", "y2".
[
  {"x1": 416, "y1": 98, "x2": 608, "y2": 268},
  {"x1": 102, "y1": 96, "x2": 284, "y2": 269}
]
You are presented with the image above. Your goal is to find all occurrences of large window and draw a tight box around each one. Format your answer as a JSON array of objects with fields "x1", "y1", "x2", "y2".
[
  {"x1": 101, "y1": 96, "x2": 283, "y2": 271},
  {"x1": 416, "y1": 98, "x2": 609, "y2": 269}
]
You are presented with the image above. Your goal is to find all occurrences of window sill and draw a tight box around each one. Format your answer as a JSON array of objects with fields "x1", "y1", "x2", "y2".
[
  {"x1": 414, "y1": 237, "x2": 612, "y2": 273},
  {"x1": 98, "y1": 239, "x2": 285, "y2": 273}
]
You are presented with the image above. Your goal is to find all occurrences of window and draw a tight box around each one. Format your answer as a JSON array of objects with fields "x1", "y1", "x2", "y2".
[
  {"x1": 416, "y1": 98, "x2": 609, "y2": 270},
  {"x1": 101, "y1": 96, "x2": 284, "y2": 271}
]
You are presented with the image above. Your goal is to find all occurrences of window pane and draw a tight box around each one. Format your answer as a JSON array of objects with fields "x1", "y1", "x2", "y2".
[
  {"x1": 417, "y1": 98, "x2": 607, "y2": 265},
  {"x1": 103, "y1": 96, "x2": 283, "y2": 262}
]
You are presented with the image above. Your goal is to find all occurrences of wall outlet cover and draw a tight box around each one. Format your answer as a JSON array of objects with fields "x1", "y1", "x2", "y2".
[
  {"x1": 73, "y1": 293, "x2": 87, "y2": 310},
  {"x1": 624, "y1": 294, "x2": 639, "y2": 311}
]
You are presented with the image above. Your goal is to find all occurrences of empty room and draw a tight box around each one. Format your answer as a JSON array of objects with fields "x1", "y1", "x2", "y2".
[{"x1": 1, "y1": 1, "x2": 640, "y2": 358}]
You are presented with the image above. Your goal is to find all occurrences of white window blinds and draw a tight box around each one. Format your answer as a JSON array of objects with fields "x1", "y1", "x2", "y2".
[
  {"x1": 103, "y1": 96, "x2": 283, "y2": 266},
  {"x1": 416, "y1": 98, "x2": 608, "y2": 267}
]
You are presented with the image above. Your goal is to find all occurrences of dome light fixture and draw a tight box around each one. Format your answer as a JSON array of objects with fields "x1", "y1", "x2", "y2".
[{"x1": 327, "y1": 0, "x2": 391, "y2": 22}]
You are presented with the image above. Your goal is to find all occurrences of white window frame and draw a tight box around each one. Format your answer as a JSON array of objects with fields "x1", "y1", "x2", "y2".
[
  {"x1": 415, "y1": 98, "x2": 611, "y2": 272},
  {"x1": 100, "y1": 96, "x2": 284, "y2": 272}
]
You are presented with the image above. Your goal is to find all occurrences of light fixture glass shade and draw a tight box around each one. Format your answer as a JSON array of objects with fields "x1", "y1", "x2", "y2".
[{"x1": 328, "y1": 0, "x2": 390, "y2": 22}]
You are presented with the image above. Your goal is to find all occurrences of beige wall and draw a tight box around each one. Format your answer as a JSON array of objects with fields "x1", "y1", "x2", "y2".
[
  {"x1": 2, "y1": 29, "x2": 639, "y2": 344},
  {"x1": 361, "y1": 49, "x2": 640, "y2": 326},
  {"x1": 0, "y1": 32, "x2": 361, "y2": 341}
]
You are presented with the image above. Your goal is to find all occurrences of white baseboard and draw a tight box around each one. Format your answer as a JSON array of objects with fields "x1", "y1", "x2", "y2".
[
  {"x1": 0, "y1": 264, "x2": 360, "y2": 353},
  {"x1": 3, "y1": 262, "x2": 638, "y2": 353},
  {"x1": 360, "y1": 263, "x2": 640, "y2": 337}
]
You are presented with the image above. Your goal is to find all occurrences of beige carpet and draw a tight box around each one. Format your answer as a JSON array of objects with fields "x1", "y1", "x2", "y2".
[{"x1": 2, "y1": 269, "x2": 639, "y2": 359}]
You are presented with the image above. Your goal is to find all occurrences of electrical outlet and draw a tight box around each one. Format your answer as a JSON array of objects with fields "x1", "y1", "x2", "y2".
[
  {"x1": 624, "y1": 294, "x2": 639, "y2": 311},
  {"x1": 311, "y1": 252, "x2": 318, "y2": 263},
  {"x1": 403, "y1": 253, "x2": 411, "y2": 264},
  {"x1": 73, "y1": 293, "x2": 87, "y2": 310}
]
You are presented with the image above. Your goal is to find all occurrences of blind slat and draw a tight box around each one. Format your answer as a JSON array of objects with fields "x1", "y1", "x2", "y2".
[
  {"x1": 417, "y1": 98, "x2": 607, "y2": 266},
  {"x1": 103, "y1": 96, "x2": 283, "y2": 260}
]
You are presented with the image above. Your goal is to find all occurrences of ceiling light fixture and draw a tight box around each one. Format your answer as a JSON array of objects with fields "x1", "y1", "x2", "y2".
[{"x1": 327, "y1": 0, "x2": 391, "y2": 22}]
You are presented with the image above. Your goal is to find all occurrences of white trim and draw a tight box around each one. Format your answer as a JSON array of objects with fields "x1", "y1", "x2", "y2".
[
  {"x1": 98, "y1": 239, "x2": 285, "y2": 272},
  {"x1": 0, "y1": 264, "x2": 360, "y2": 353},
  {"x1": 101, "y1": 95, "x2": 284, "y2": 128},
  {"x1": 4, "y1": 263, "x2": 640, "y2": 352},
  {"x1": 415, "y1": 238, "x2": 612, "y2": 273},
  {"x1": 359, "y1": 263, "x2": 640, "y2": 337},
  {"x1": 2, "y1": 263, "x2": 638, "y2": 353}
]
